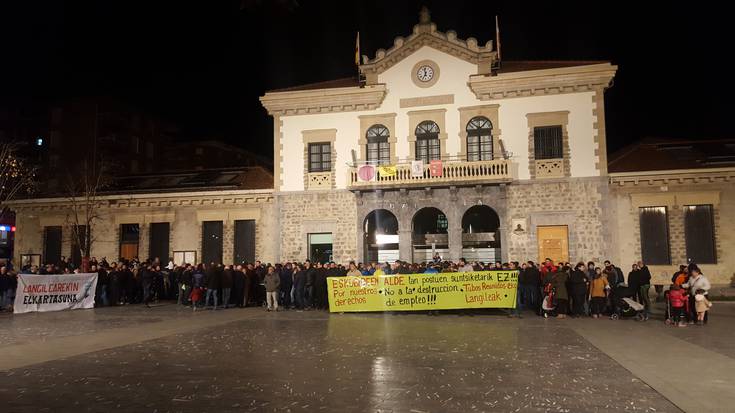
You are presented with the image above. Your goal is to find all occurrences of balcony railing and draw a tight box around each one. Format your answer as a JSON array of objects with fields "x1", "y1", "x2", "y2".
[{"x1": 348, "y1": 158, "x2": 513, "y2": 189}]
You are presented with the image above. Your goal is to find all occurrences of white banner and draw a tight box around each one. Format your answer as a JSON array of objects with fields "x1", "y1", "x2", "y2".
[
  {"x1": 410, "y1": 160, "x2": 424, "y2": 178},
  {"x1": 14, "y1": 273, "x2": 98, "y2": 314}
]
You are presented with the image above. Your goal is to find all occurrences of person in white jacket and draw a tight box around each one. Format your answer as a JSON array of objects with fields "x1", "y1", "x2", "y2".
[{"x1": 683, "y1": 265, "x2": 711, "y2": 324}]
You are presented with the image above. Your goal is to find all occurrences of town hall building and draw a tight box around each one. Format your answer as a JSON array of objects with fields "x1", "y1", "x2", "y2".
[{"x1": 260, "y1": 10, "x2": 617, "y2": 270}]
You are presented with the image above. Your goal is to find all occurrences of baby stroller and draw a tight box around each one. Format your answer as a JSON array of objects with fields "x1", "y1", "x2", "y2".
[{"x1": 610, "y1": 285, "x2": 645, "y2": 320}]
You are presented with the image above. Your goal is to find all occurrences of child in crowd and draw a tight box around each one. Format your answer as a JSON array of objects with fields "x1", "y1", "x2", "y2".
[
  {"x1": 190, "y1": 286, "x2": 203, "y2": 311},
  {"x1": 668, "y1": 284, "x2": 688, "y2": 327},
  {"x1": 694, "y1": 289, "x2": 712, "y2": 325}
]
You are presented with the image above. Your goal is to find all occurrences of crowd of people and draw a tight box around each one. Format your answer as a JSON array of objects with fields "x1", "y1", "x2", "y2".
[{"x1": 0, "y1": 255, "x2": 713, "y2": 325}]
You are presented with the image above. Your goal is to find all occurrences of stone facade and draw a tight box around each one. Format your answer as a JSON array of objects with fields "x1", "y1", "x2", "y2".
[
  {"x1": 275, "y1": 191, "x2": 358, "y2": 263},
  {"x1": 355, "y1": 185, "x2": 508, "y2": 263},
  {"x1": 506, "y1": 178, "x2": 609, "y2": 263},
  {"x1": 11, "y1": 190, "x2": 276, "y2": 266},
  {"x1": 609, "y1": 171, "x2": 735, "y2": 285}
]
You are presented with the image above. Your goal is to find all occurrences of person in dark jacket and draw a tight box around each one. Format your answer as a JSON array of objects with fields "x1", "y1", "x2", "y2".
[
  {"x1": 279, "y1": 263, "x2": 293, "y2": 308},
  {"x1": 205, "y1": 263, "x2": 222, "y2": 310},
  {"x1": 637, "y1": 260, "x2": 652, "y2": 320},
  {"x1": 255, "y1": 261, "x2": 266, "y2": 306},
  {"x1": 0, "y1": 269, "x2": 8, "y2": 310},
  {"x1": 604, "y1": 261, "x2": 624, "y2": 288},
  {"x1": 517, "y1": 261, "x2": 540, "y2": 314},
  {"x1": 627, "y1": 263, "x2": 641, "y2": 300},
  {"x1": 141, "y1": 265, "x2": 155, "y2": 308},
  {"x1": 304, "y1": 260, "x2": 316, "y2": 309},
  {"x1": 569, "y1": 263, "x2": 589, "y2": 317},
  {"x1": 293, "y1": 264, "x2": 307, "y2": 310},
  {"x1": 232, "y1": 265, "x2": 246, "y2": 308},
  {"x1": 313, "y1": 262, "x2": 328, "y2": 310},
  {"x1": 244, "y1": 263, "x2": 256, "y2": 307},
  {"x1": 178, "y1": 265, "x2": 193, "y2": 306},
  {"x1": 221, "y1": 265, "x2": 234, "y2": 309},
  {"x1": 551, "y1": 265, "x2": 569, "y2": 318},
  {"x1": 95, "y1": 265, "x2": 109, "y2": 306}
]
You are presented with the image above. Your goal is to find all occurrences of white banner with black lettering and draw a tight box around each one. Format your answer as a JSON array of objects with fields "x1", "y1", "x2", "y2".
[{"x1": 14, "y1": 273, "x2": 98, "y2": 314}]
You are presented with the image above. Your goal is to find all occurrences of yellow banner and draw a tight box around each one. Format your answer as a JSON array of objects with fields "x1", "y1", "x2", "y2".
[
  {"x1": 327, "y1": 271, "x2": 518, "y2": 312},
  {"x1": 377, "y1": 165, "x2": 397, "y2": 177}
]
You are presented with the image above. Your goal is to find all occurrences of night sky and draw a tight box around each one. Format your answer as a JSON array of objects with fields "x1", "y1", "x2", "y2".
[{"x1": 2, "y1": 1, "x2": 732, "y2": 159}]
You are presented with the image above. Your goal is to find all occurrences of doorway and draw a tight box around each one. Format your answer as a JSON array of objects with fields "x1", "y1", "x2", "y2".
[
  {"x1": 308, "y1": 233, "x2": 333, "y2": 263},
  {"x1": 537, "y1": 225, "x2": 569, "y2": 263}
]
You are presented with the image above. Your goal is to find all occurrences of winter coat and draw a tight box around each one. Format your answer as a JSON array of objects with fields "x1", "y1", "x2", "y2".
[
  {"x1": 305, "y1": 267, "x2": 316, "y2": 286},
  {"x1": 206, "y1": 267, "x2": 222, "y2": 290},
  {"x1": 628, "y1": 269, "x2": 641, "y2": 291},
  {"x1": 279, "y1": 268, "x2": 293, "y2": 291},
  {"x1": 233, "y1": 270, "x2": 245, "y2": 290},
  {"x1": 551, "y1": 270, "x2": 569, "y2": 301},
  {"x1": 669, "y1": 289, "x2": 687, "y2": 308},
  {"x1": 293, "y1": 270, "x2": 306, "y2": 288},
  {"x1": 694, "y1": 294, "x2": 712, "y2": 313},
  {"x1": 221, "y1": 269, "x2": 234, "y2": 289},
  {"x1": 569, "y1": 269, "x2": 588, "y2": 287},
  {"x1": 180, "y1": 270, "x2": 193, "y2": 286},
  {"x1": 685, "y1": 274, "x2": 711, "y2": 295},
  {"x1": 519, "y1": 267, "x2": 540, "y2": 286},
  {"x1": 589, "y1": 276, "x2": 609, "y2": 298},
  {"x1": 264, "y1": 272, "x2": 280, "y2": 292},
  {"x1": 638, "y1": 265, "x2": 652, "y2": 285}
]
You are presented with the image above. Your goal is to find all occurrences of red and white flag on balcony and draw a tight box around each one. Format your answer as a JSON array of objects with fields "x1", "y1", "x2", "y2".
[
  {"x1": 357, "y1": 164, "x2": 376, "y2": 181},
  {"x1": 429, "y1": 159, "x2": 443, "y2": 177},
  {"x1": 410, "y1": 160, "x2": 424, "y2": 178}
]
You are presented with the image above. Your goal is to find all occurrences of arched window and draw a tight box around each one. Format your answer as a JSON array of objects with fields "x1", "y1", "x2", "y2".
[
  {"x1": 366, "y1": 124, "x2": 390, "y2": 165},
  {"x1": 466, "y1": 116, "x2": 493, "y2": 161},
  {"x1": 415, "y1": 121, "x2": 440, "y2": 163}
]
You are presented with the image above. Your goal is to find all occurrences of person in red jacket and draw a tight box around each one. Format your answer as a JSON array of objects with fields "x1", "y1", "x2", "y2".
[
  {"x1": 668, "y1": 284, "x2": 688, "y2": 327},
  {"x1": 539, "y1": 258, "x2": 557, "y2": 278}
]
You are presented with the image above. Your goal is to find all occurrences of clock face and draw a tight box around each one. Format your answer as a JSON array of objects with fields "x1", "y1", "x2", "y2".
[{"x1": 416, "y1": 65, "x2": 434, "y2": 82}]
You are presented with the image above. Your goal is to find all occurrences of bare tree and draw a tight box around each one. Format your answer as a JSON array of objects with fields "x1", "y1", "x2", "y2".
[
  {"x1": 0, "y1": 142, "x2": 36, "y2": 219},
  {"x1": 64, "y1": 158, "x2": 109, "y2": 272}
]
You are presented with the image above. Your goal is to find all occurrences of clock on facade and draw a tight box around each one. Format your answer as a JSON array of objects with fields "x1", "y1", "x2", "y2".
[
  {"x1": 411, "y1": 60, "x2": 439, "y2": 88},
  {"x1": 417, "y1": 65, "x2": 434, "y2": 82}
]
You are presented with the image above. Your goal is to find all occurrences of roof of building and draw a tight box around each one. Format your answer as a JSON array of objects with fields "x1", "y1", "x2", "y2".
[
  {"x1": 104, "y1": 166, "x2": 273, "y2": 195},
  {"x1": 497, "y1": 60, "x2": 609, "y2": 74},
  {"x1": 268, "y1": 77, "x2": 361, "y2": 93},
  {"x1": 266, "y1": 61, "x2": 608, "y2": 93},
  {"x1": 608, "y1": 138, "x2": 735, "y2": 173}
]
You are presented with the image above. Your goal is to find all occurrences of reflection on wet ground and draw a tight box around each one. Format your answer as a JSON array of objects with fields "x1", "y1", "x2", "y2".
[{"x1": 0, "y1": 306, "x2": 683, "y2": 412}]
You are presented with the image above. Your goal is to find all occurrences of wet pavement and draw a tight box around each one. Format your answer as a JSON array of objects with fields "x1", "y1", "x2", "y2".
[{"x1": 0, "y1": 303, "x2": 733, "y2": 412}]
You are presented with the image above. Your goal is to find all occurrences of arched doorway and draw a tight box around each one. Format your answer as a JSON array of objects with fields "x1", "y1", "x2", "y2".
[
  {"x1": 461, "y1": 205, "x2": 501, "y2": 263},
  {"x1": 412, "y1": 207, "x2": 448, "y2": 263},
  {"x1": 363, "y1": 209, "x2": 399, "y2": 264}
]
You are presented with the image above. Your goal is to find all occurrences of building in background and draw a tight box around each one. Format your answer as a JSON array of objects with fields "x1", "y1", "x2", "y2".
[
  {"x1": 260, "y1": 10, "x2": 617, "y2": 269},
  {"x1": 608, "y1": 138, "x2": 735, "y2": 284},
  {"x1": 10, "y1": 167, "x2": 276, "y2": 268}
]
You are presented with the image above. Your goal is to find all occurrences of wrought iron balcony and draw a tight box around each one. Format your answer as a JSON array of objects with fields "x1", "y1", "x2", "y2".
[{"x1": 348, "y1": 158, "x2": 513, "y2": 190}]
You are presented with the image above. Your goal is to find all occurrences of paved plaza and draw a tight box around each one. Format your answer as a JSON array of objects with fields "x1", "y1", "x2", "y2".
[{"x1": 0, "y1": 303, "x2": 733, "y2": 413}]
